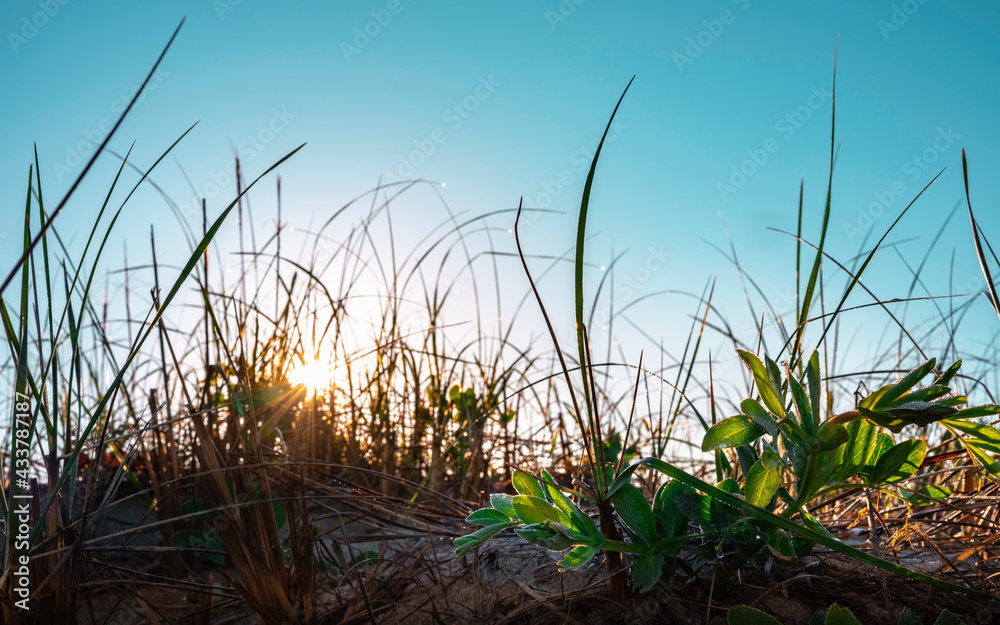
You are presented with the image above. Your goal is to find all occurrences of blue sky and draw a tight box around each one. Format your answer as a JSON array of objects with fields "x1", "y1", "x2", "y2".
[{"x1": 2, "y1": 1, "x2": 999, "y2": 403}]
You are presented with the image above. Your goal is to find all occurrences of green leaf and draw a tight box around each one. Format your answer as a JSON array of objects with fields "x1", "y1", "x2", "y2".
[
  {"x1": 454, "y1": 522, "x2": 517, "y2": 556},
  {"x1": 512, "y1": 470, "x2": 545, "y2": 499},
  {"x1": 745, "y1": 455, "x2": 781, "y2": 508},
  {"x1": 737, "y1": 350, "x2": 786, "y2": 419},
  {"x1": 807, "y1": 351, "x2": 822, "y2": 427},
  {"x1": 760, "y1": 448, "x2": 780, "y2": 471},
  {"x1": 870, "y1": 433, "x2": 894, "y2": 463},
  {"x1": 736, "y1": 444, "x2": 760, "y2": 477},
  {"x1": 905, "y1": 484, "x2": 951, "y2": 506},
  {"x1": 877, "y1": 359, "x2": 937, "y2": 406},
  {"x1": 540, "y1": 470, "x2": 574, "y2": 522},
  {"x1": 964, "y1": 441, "x2": 1000, "y2": 476},
  {"x1": 937, "y1": 395, "x2": 967, "y2": 407},
  {"x1": 868, "y1": 440, "x2": 926, "y2": 485},
  {"x1": 540, "y1": 470, "x2": 598, "y2": 540},
  {"x1": 611, "y1": 483, "x2": 657, "y2": 545},
  {"x1": 789, "y1": 374, "x2": 814, "y2": 434},
  {"x1": 742, "y1": 398, "x2": 779, "y2": 437},
  {"x1": 812, "y1": 422, "x2": 849, "y2": 453},
  {"x1": 609, "y1": 457, "x2": 990, "y2": 600},
  {"x1": 490, "y1": 493, "x2": 517, "y2": 518},
  {"x1": 674, "y1": 490, "x2": 710, "y2": 523},
  {"x1": 859, "y1": 403, "x2": 957, "y2": 433},
  {"x1": 709, "y1": 478, "x2": 743, "y2": 526},
  {"x1": 859, "y1": 433, "x2": 893, "y2": 483},
  {"x1": 728, "y1": 605, "x2": 784, "y2": 625},
  {"x1": 511, "y1": 495, "x2": 562, "y2": 525},
  {"x1": 950, "y1": 404, "x2": 1000, "y2": 420},
  {"x1": 653, "y1": 480, "x2": 688, "y2": 539},
  {"x1": 941, "y1": 418, "x2": 1000, "y2": 443},
  {"x1": 885, "y1": 385, "x2": 951, "y2": 408},
  {"x1": 765, "y1": 355, "x2": 784, "y2": 399},
  {"x1": 798, "y1": 506, "x2": 836, "y2": 543},
  {"x1": 838, "y1": 419, "x2": 877, "y2": 481},
  {"x1": 466, "y1": 508, "x2": 512, "y2": 526},
  {"x1": 703, "y1": 415, "x2": 765, "y2": 451},
  {"x1": 966, "y1": 438, "x2": 1000, "y2": 454},
  {"x1": 932, "y1": 610, "x2": 965, "y2": 625},
  {"x1": 825, "y1": 603, "x2": 861, "y2": 625},
  {"x1": 764, "y1": 528, "x2": 796, "y2": 561},
  {"x1": 559, "y1": 545, "x2": 598, "y2": 570},
  {"x1": 630, "y1": 553, "x2": 663, "y2": 591},
  {"x1": 934, "y1": 360, "x2": 961, "y2": 387},
  {"x1": 515, "y1": 523, "x2": 575, "y2": 551},
  {"x1": 860, "y1": 385, "x2": 890, "y2": 410}
]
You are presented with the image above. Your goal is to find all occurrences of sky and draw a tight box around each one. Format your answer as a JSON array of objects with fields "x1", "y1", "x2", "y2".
[{"x1": 2, "y1": 1, "x2": 999, "y2": 406}]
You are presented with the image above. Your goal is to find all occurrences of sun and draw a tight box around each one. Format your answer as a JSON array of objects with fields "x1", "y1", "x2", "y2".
[{"x1": 286, "y1": 359, "x2": 335, "y2": 396}]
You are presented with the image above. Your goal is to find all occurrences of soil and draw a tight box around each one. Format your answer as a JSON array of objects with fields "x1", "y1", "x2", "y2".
[{"x1": 73, "y1": 489, "x2": 998, "y2": 625}]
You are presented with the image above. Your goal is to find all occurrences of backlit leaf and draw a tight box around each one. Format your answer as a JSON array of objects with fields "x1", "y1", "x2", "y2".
[
  {"x1": 837, "y1": 419, "x2": 876, "y2": 481},
  {"x1": 511, "y1": 495, "x2": 562, "y2": 524},
  {"x1": 742, "y1": 398, "x2": 779, "y2": 437},
  {"x1": 559, "y1": 544, "x2": 598, "y2": 570},
  {"x1": 703, "y1": 415, "x2": 765, "y2": 451},
  {"x1": 467, "y1": 508, "x2": 511, "y2": 526},
  {"x1": 455, "y1": 522, "x2": 516, "y2": 556},
  {"x1": 745, "y1": 455, "x2": 780, "y2": 508},
  {"x1": 737, "y1": 350, "x2": 786, "y2": 418},
  {"x1": 868, "y1": 440, "x2": 926, "y2": 484},
  {"x1": 512, "y1": 470, "x2": 545, "y2": 499},
  {"x1": 877, "y1": 359, "x2": 937, "y2": 406},
  {"x1": 515, "y1": 523, "x2": 575, "y2": 551},
  {"x1": 490, "y1": 493, "x2": 516, "y2": 518},
  {"x1": 950, "y1": 404, "x2": 1000, "y2": 420},
  {"x1": 942, "y1": 418, "x2": 1000, "y2": 442}
]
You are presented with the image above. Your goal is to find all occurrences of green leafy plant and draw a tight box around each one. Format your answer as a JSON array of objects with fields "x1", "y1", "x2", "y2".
[
  {"x1": 455, "y1": 467, "x2": 693, "y2": 591},
  {"x1": 454, "y1": 69, "x2": 1000, "y2": 601},
  {"x1": 705, "y1": 351, "x2": 1000, "y2": 518}
]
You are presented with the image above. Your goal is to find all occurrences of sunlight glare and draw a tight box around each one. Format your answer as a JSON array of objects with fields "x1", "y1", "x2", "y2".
[{"x1": 287, "y1": 359, "x2": 335, "y2": 396}]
